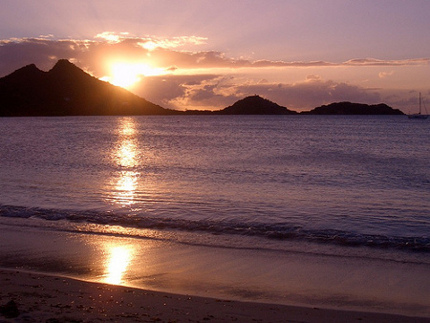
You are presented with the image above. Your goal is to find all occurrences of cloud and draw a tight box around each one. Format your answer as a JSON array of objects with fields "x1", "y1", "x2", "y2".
[
  {"x1": 131, "y1": 74, "x2": 236, "y2": 110},
  {"x1": 95, "y1": 32, "x2": 208, "y2": 50},
  {"x1": 378, "y1": 71, "x2": 395, "y2": 78},
  {"x1": 0, "y1": 35, "x2": 212, "y2": 77},
  {"x1": 133, "y1": 74, "x2": 382, "y2": 111},
  {"x1": 0, "y1": 38, "x2": 82, "y2": 74},
  {"x1": 344, "y1": 58, "x2": 430, "y2": 66},
  {"x1": 95, "y1": 32, "x2": 132, "y2": 43},
  {"x1": 2, "y1": 35, "x2": 429, "y2": 78},
  {"x1": 239, "y1": 78, "x2": 382, "y2": 111}
]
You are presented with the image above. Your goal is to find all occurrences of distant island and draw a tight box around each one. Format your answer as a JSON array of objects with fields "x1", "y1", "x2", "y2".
[
  {"x1": 302, "y1": 101, "x2": 404, "y2": 115},
  {"x1": 184, "y1": 95, "x2": 297, "y2": 115},
  {"x1": 0, "y1": 59, "x2": 404, "y2": 116},
  {"x1": 217, "y1": 95, "x2": 297, "y2": 115}
]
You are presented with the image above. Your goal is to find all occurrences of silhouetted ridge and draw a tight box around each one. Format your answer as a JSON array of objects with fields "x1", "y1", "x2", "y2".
[
  {"x1": 217, "y1": 95, "x2": 297, "y2": 115},
  {"x1": 303, "y1": 101, "x2": 404, "y2": 115},
  {"x1": 2, "y1": 64, "x2": 45, "y2": 83},
  {"x1": 50, "y1": 59, "x2": 75, "y2": 71},
  {"x1": 14, "y1": 64, "x2": 41, "y2": 75},
  {"x1": 0, "y1": 59, "x2": 171, "y2": 116},
  {"x1": 48, "y1": 59, "x2": 89, "y2": 80}
]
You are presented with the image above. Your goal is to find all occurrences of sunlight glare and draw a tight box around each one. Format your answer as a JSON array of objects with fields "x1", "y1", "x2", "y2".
[
  {"x1": 115, "y1": 171, "x2": 138, "y2": 205},
  {"x1": 107, "y1": 117, "x2": 140, "y2": 207},
  {"x1": 106, "y1": 62, "x2": 165, "y2": 89},
  {"x1": 118, "y1": 140, "x2": 137, "y2": 167},
  {"x1": 105, "y1": 245, "x2": 133, "y2": 285},
  {"x1": 116, "y1": 117, "x2": 138, "y2": 168}
]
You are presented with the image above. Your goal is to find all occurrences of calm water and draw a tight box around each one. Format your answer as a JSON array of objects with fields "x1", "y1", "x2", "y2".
[{"x1": 1, "y1": 115, "x2": 429, "y2": 261}]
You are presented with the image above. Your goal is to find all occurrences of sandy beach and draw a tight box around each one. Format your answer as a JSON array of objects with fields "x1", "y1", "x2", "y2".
[
  {"x1": 0, "y1": 218, "x2": 429, "y2": 322},
  {"x1": 0, "y1": 269, "x2": 428, "y2": 323}
]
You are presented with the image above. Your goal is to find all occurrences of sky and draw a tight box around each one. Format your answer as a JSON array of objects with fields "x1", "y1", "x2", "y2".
[{"x1": 0, "y1": 0, "x2": 429, "y2": 112}]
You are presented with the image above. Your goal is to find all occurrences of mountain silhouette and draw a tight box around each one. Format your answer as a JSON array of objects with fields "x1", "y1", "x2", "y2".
[
  {"x1": 303, "y1": 101, "x2": 404, "y2": 115},
  {"x1": 216, "y1": 95, "x2": 297, "y2": 115},
  {"x1": 0, "y1": 59, "x2": 169, "y2": 116}
]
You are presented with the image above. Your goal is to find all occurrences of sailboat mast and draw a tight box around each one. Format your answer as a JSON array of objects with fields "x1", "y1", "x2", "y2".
[
  {"x1": 419, "y1": 92, "x2": 422, "y2": 114},
  {"x1": 408, "y1": 92, "x2": 428, "y2": 119}
]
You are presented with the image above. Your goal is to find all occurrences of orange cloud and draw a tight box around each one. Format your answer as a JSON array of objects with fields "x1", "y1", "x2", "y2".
[
  {"x1": 344, "y1": 58, "x2": 430, "y2": 66},
  {"x1": 378, "y1": 71, "x2": 395, "y2": 78},
  {"x1": 2, "y1": 35, "x2": 429, "y2": 78},
  {"x1": 95, "y1": 32, "x2": 207, "y2": 50}
]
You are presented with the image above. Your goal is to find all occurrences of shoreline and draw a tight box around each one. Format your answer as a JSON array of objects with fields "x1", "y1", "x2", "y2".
[
  {"x1": 0, "y1": 218, "x2": 429, "y2": 321},
  {"x1": 1, "y1": 269, "x2": 429, "y2": 323}
]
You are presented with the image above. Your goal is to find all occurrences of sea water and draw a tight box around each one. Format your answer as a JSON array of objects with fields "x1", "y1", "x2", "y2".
[{"x1": 0, "y1": 115, "x2": 429, "y2": 315}]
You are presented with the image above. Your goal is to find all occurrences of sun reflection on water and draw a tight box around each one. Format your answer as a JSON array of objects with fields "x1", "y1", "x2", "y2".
[
  {"x1": 118, "y1": 140, "x2": 138, "y2": 168},
  {"x1": 108, "y1": 117, "x2": 141, "y2": 207},
  {"x1": 104, "y1": 245, "x2": 134, "y2": 285},
  {"x1": 115, "y1": 171, "x2": 139, "y2": 205}
]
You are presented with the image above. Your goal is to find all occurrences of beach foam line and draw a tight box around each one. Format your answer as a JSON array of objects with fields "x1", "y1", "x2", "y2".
[
  {"x1": 1, "y1": 269, "x2": 429, "y2": 323},
  {"x1": 1, "y1": 204, "x2": 429, "y2": 253}
]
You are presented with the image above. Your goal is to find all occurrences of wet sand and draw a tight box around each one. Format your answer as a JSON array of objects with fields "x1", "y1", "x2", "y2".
[
  {"x1": 1, "y1": 269, "x2": 429, "y2": 323},
  {"x1": 1, "y1": 218, "x2": 429, "y2": 322}
]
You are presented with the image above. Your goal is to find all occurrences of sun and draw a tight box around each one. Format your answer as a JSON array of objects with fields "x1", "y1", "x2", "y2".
[{"x1": 101, "y1": 62, "x2": 165, "y2": 89}]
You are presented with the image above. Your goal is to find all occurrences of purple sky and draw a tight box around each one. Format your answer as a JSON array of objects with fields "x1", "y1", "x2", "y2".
[{"x1": 1, "y1": 0, "x2": 429, "y2": 112}]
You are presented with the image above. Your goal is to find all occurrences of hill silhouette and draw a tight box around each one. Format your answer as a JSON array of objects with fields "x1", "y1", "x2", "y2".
[
  {"x1": 303, "y1": 101, "x2": 404, "y2": 115},
  {"x1": 0, "y1": 59, "x2": 169, "y2": 116},
  {"x1": 215, "y1": 95, "x2": 297, "y2": 115}
]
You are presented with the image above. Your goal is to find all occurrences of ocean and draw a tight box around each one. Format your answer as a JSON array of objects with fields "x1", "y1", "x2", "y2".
[{"x1": 0, "y1": 115, "x2": 429, "y2": 315}]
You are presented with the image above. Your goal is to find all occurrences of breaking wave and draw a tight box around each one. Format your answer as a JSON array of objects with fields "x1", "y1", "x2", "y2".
[{"x1": 1, "y1": 204, "x2": 429, "y2": 253}]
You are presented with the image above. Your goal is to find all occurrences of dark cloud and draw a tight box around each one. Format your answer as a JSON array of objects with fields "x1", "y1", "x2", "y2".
[
  {"x1": 0, "y1": 38, "x2": 79, "y2": 74},
  {"x1": 134, "y1": 74, "x2": 237, "y2": 110},
  {"x1": 233, "y1": 79, "x2": 382, "y2": 111},
  {"x1": 2, "y1": 37, "x2": 429, "y2": 78},
  {"x1": 135, "y1": 75, "x2": 219, "y2": 109},
  {"x1": 135, "y1": 74, "x2": 383, "y2": 112}
]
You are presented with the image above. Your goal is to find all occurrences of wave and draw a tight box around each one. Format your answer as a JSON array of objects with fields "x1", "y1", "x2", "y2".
[{"x1": 1, "y1": 204, "x2": 429, "y2": 253}]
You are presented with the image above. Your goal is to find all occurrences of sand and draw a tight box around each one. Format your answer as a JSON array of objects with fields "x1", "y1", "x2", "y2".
[
  {"x1": 0, "y1": 269, "x2": 429, "y2": 323},
  {"x1": 0, "y1": 218, "x2": 429, "y2": 322}
]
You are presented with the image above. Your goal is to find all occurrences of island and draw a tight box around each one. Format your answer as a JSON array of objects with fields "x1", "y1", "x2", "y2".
[
  {"x1": 215, "y1": 95, "x2": 297, "y2": 115},
  {"x1": 302, "y1": 101, "x2": 404, "y2": 115}
]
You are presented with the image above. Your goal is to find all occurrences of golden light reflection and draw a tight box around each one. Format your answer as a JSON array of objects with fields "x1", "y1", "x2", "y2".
[
  {"x1": 104, "y1": 245, "x2": 134, "y2": 285},
  {"x1": 108, "y1": 117, "x2": 141, "y2": 207},
  {"x1": 118, "y1": 140, "x2": 137, "y2": 168},
  {"x1": 117, "y1": 116, "x2": 137, "y2": 136},
  {"x1": 115, "y1": 171, "x2": 138, "y2": 205}
]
